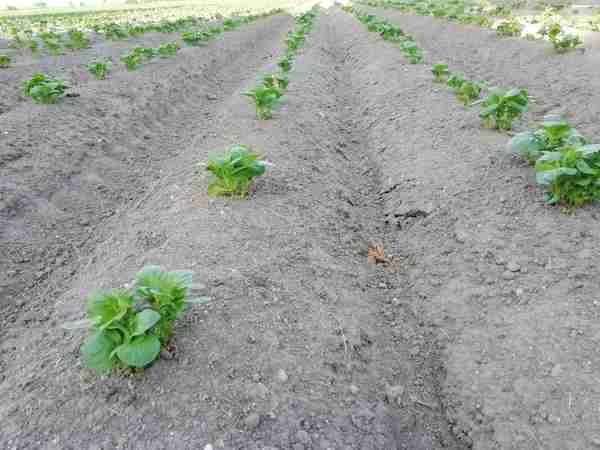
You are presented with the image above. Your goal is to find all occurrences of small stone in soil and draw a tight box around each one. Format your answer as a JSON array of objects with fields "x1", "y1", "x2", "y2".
[
  {"x1": 275, "y1": 369, "x2": 288, "y2": 383},
  {"x1": 244, "y1": 413, "x2": 261, "y2": 430}
]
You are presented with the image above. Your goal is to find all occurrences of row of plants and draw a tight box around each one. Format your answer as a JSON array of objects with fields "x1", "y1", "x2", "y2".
[
  {"x1": 359, "y1": 0, "x2": 584, "y2": 53},
  {"x1": 59, "y1": 7, "x2": 320, "y2": 374},
  {"x1": 431, "y1": 64, "x2": 598, "y2": 208},
  {"x1": 242, "y1": 8, "x2": 318, "y2": 120},
  {"x1": 18, "y1": 12, "x2": 276, "y2": 102},
  {"x1": 344, "y1": 6, "x2": 423, "y2": 63},
  {"x1": 1, "y1": 10, "x2": 281, "y2": 67}
]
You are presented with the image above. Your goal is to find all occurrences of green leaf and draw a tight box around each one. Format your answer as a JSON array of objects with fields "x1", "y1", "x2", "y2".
[
  {"x1": 81, "y1": 330, "x2": 119, "y2": 372},
  {"x1": 578, "y1": 144, "x2": 600, "y2": 158},
  {"x1": 115, "y1": 335, "x2": 161, "y2": 368},
  {"x1": 133, "y1": 309, "x2": 161, "y2": 336},
  {"x1": 576, "y1": 159, "x2": 597, "y2": 175}
]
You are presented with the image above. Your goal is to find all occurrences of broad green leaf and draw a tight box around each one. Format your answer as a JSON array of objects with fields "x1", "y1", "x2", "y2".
[
  {"x1": 133, "y1": 309, "x2": 161, "y2": 336},
  {"x1": 576, "y1": 159, "x2": 597, "y2": 175},
  {"x1": 81, "y1": 330, "x2": 119, "y2": 372},
  {"x1": 115, "y1": 334, "x2": 161, "y2": 368}
]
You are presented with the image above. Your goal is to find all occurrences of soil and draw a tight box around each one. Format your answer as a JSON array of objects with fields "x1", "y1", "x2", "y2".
[{"x1": 1, "y1": 6, "x2": 599, "y2": 450}]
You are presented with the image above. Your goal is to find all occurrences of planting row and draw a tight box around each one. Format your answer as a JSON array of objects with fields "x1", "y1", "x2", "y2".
[
  {"x1": 361, "y1": 0, "x2": 587, "y2": 53},
  {"x1": 0, "y1": 11, "x2": 279, "y2": 70},
  {"x1": 347, "y1": 7, "x2": 598, "y2": 209},
  {"x1": 15, "y1": 12, "x2": 277, "y2": 104},
  {"x1": 62, "y1": 8, "x2": 319, "y2": 375},
  {"x1": 430, "y1": 64, "x2": 599, "y2": 208},
  {"x1": 343, "y1": 5, "x2": 423, "y2": 63}
]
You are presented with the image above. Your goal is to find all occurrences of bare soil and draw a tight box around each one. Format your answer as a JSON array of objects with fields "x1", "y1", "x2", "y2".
[{"x1": 1, "y1": 6, "x2": 599, "y2": 450}]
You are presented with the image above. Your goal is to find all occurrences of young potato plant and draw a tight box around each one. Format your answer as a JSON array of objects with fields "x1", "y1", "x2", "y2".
[
  {"x1": 22, "y1": 73, "x2": 66, "y2": 104},
  {"x1": 206, "y1": 144, "x2": 267, "y2": 197},
  {"x1": 182, "y1": 30, "x2": 212, "y2": 46},
  {"x1": 242, "y1": 85, "x2": 281, "y2": 120},
  {"x1": 40, "y1": 31, "x2": 63, "y2": 55},
  {"x1": 277, "y1": 55, "x2": 293, "y2": 73},
  {"x1": 132, "y1": 47, "x2": 156, "y2": 61},
  {"x1": 475, "y1": 87, "x2": 528, "y2": 130},
  {"x1": 65, "y1": 29, "x2": 91, "y2": 50},
  {"x1": 431, "y1": 63, "x2": 450, "y2": 82},
  {"x1": 455, "y1": 80, "x2": 483, "y2": 105},
  {"x1": 535, "y1": 144, "x2": 600, "y2": 207},
  {"x1": 550, "y1": 32, "x2": 582, "y2": 53},
  {"x1": 157, "y1": 42, "x2": 181, "y2": 58},
  {"x1": 263, "y1": 74, "x2": 289, "y2": 92},
  {"x1": 401, "y1": 40, "x2": 422, "y2": 63},
  {"x1": 496, "y1": 18, "x2": 523, "y2": 37},
  {"x1": 510, "y1": 118, "x2": 587, "y2": 164},
  {"x1": 447, "y1": 73, "x2": 465, "y2": 90},
  {"x1": 0, "y1": 55, "x2": 10, "y2": 68},
  {"x1": 64, "y1": 266, "x2": 208, "y2": 373},
  {"x1": 87, "y1": 61, "x2": 111, "y2": 80},
  {"x1": 121, "y1": 52, "x2": 142, "y2": 71}
]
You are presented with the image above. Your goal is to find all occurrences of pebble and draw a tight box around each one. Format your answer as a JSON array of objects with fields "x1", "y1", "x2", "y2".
[
  {"x1": 385, "y1": 384, "x2": 405, "y2": 405},
  {"x1": 275, "y1": 369, "x2": 288, "y2": 383},
  {"x1": 349, "y1": 384, "x2": 359, "y2": 394},
  {"x1": 506, "y1": 262, "x2": 521, "y2": 272},
  {"x1": 204, "y1": 445, "x2": 213, "y2": 450},
  {"x1": 501, "y1": 271, "x2": 516, "y2": 281},
  {"x1": 296, "y1": 430, "x2": 310, "y2": 444},
  {"x1": 248, "y1": 382, "x2": 269, "y2": 400},
  {"x1": 244, "y1": 413, "x2": 261, "y2": 430}
]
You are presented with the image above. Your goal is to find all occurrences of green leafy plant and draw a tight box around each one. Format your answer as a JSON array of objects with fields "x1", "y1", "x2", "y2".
[
  {"x1": 121, "y1": 52, "x2": 142, "y2": 70},
  {"x1": 64, "y1": 266, "x2": 209, "y2": 373},
  {"x1": 182, "y1": 30, "x2": 212, "y2": 45},
  {"x1": 157, "y1": 42, "x2": 180, "y2": 58},
  {"x1": 431, "y1": 63, "x2": 450, "y2": 82},
  {"x1": 206, "y1": 144, "x2": 267, "y2": 196},
  {"x1": 535, "y1": 144, "x2": 600, "y2": 207},
  {"x1": 0, "y1": 54, "x2": 10, "y2": 68},
  {"x1": 510, "y1": 118, "x2": 587, "y2": 164},
  {"x1": 40, "y1": 31, "x2": 63, "y2": 55},
  {"x1": 447, "y1": 73, "x2": 465, "y2": 90},
  {"x1": 22, "y1": 73, "x2": 66, "y2": 104},
  {"x1": 401, "y1": 40, "x2": 422, "y2": 63},
  {"x1": 475, "y1": 87, "x2": 528, "y2": 130},
  {"x1": 65, "y1": 29, "x2": 90, "y2": 50},
  {"x1": 496, "y1": 18, "x2": 522, "y2": 36},
  {"x1": 132, "y1": 46, "x2": 156, "y2": 60},
  {"x1": 277, "y1": 55, "x2": 292, "y2": 73},
  {"x1": 455, "y1": 80, "x2": 483, "y2": 105},
  {"x1": 223, "y1": 18, "x2": 241, "y2": 30},
  {"x1": 550, "y1": 32, "x2": 582, "y2": 53},
  {"x1": 263, "y1": 74, "x2": 289, "y2": 92},
  {"x1": 242, "y1": 85, "x2": 281, "y2": 119},
  {"x1": 87, "y1": 60, "x2": 110, "y2": 80}
]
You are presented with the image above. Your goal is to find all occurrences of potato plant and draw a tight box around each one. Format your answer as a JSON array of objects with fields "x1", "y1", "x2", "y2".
[
  {"x1": 431, "y1": 63, "x2": 450, "y2": 82},
  {"x1": 456, "y1": 80, "x2": 483, "y2": 105},
  {"x1": 475, "y1": 87, "x2": 528, "y2": 130},
  {"x1": 157, "y1": 42, "x2": 181, "y2": 58},
  {"x1": 0, "y1": 55, "x2": 10, "y2": 68},
  {"x1": 40, "y1": 31, "x2": 63, "y2": 55},
  {"x1": 121, "y1": 52, "x2": 142, "y2": 71},
  {"x1": 182, "y1": 30, "x2": 212, "y2": 46},
  {"x1": 87, "y1": 61, "x2": 110, "y2": 80},
  {"x1": 242, "y1": 86, "x2": 281, "y2": 119},
  {"x1": 65, "y1": 29, "x2": 91, "y2": 50},
  {"x1": 510, "y1": 118, "x2": 587, "y2": 164},
  {"x1": 496, "y1": 19, "x2": 522, "y2": 37},
  {"x1": 535, "y1": 144, "x2": 600, "y2": 207},
  {"x1": 206, "y1": 145, "x2": 267, "y2": 197},
  {"x1": 64, "y1": 266, "x2": 209, "y2": 373},
  {"x1": 22, "y1": 73, "x2": 66, "y2": 104},
  {"x1": 277, "y1": 55, "x2": 293, "y2": 73}
]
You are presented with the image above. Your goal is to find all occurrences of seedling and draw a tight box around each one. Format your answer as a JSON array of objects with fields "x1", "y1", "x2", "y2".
[
  {"x1": 121, "y1": 52, "x2": 142, "y2": 70},
  {"x1": 277, "y1": 56, "x2": 293, "y2": 73},
  {"x1": 475, "y1": 87, "x2": 528, "y2": 130},
  {"x1": 456, "y1": 80, "x2": 483, "y2": 105},
  {"x1": 206, "y1": 144, "x2": 267, "y2": 197},
  {"x1": 263, "y1": 74, "x2": 289, "y2": 92},
  {"x1": 64, "y1": 266, "x2": 209, "y2": 373},
  {"x1": 223, "y1": 18, "x2": 240, "y2": 30},
  {"x1": 496, "y1": 19, "x2": 522, "y2": 37},
  {"x1": 447, "y1": 73, "x2": 465, "y2": 90},
  {"x1": 132, "y1": 47, "x2": 156, "y2": 60},
  {"x1": 0, "y1": 55, "x2": 10, "y2": 68},
  {"x1": 535, "y1": 144, "x2": 600, "y2": 207},
  {"x1": 40, "y1": 31, "x2": 63, "y2": 55},
  {"x1": 157, "y1": 42, "x2": 180, "y2": 58},
  {"x1": 431, "y1": 63, "x2": 450, "y2": 82},
  {"x1": 242, "y1": 85, "x2": 281, "y2": 119},
  {"x1": 550, "y1": 32, "x2": 582, "y2": 53},
  {"x1": 182, "y1": 30, "x2": 212, "y2": 45},
  {"x1": 401, "y1": 40, "x2": 422, "y2": 63},
  {"x1": 65, "y1": 29, "x2": 90, "y2": 50},
  {"x1": 510, "y1": 118, "x2": 587, "y2": 164},
  {"x1": 87, "y1": 61, "x2": 110, "y2": 80},
  {"x1": 22, "y1": 73, "x2": 66, "y2": 104}
]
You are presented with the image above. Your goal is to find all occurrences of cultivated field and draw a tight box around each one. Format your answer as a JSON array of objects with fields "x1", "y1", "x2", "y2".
[{"x1": 1, "y1": 1, "x2": 599, "y2": 449}]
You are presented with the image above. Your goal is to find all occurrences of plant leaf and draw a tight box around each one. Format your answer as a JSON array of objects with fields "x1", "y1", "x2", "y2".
[
  {"x1": 132, "y1": 309, "x2": 161, "y2": 336},
  {"x1": 115, "y1": 334, "x2": 161, "y2": 368},
  {"x1": 81, "y1": 330, "x2": 119, "y2": 372}
]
